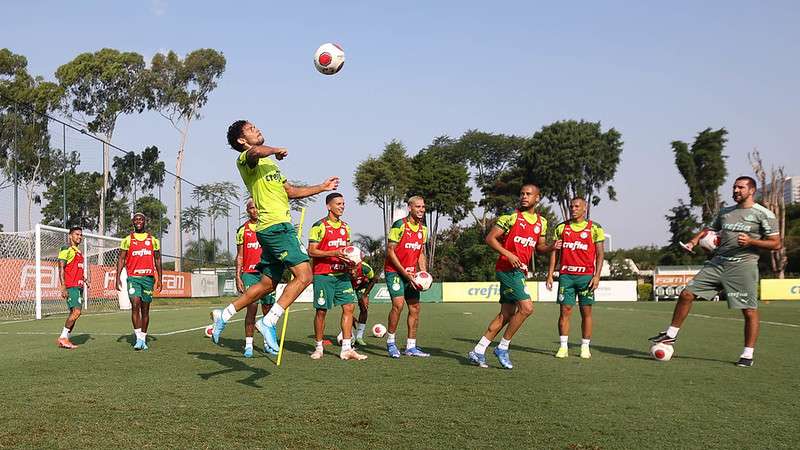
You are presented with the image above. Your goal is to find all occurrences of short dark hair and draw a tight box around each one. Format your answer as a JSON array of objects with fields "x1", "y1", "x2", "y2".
[
  {"x1": 227, "y1": 120, "x2": 248, "y2": 152},
  {"x1": 326, "y1": 192, "x2": 343, "y2": 204},
  {"x1": 68, "y1": 226, "x2": 82, "y2": 234},
  {"x1": 521, "y1": 183, "x2": 540, "y2": 192},
  {"x1": 736, "y1": 176, "x2": 757, "y2": 190}
]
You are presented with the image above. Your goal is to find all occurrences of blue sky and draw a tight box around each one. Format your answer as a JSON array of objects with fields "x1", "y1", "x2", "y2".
[{"x1": 2, "y1": 1, "x2": 798, "y2": 252}]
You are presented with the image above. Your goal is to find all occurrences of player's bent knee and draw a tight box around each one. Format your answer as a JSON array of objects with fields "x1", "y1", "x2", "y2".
[
  {"x1": 678, "y1": 289, "x2": 696, "y2": 302},
  {"x1": 518, "y1": 302, "x2": 534, "y2": 316}
]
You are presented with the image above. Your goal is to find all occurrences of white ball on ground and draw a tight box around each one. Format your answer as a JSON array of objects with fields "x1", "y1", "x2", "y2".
[
  {"x1": 203, "y1": 325, "x2": 213, "y2": 338},
  {"x1": 372, "y1": 323, "x2": 387, "y2": 338},
  {"x1": 650, "y1": 343, "x2": 674, "y2": 361}
]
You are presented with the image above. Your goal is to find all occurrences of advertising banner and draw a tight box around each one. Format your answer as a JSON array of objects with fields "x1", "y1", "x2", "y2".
[
  {"x1": 760, "y1": 279, "x2": 800, "y2": 300},
  {"x1": 441, "y1": 281, "x2": 538, "y2": 303}
]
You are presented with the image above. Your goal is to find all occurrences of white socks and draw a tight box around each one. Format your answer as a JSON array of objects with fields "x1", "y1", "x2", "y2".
[
  {"x1": 315, "y1": 340, "x2": 323, "y2": 351},
  {"x1": 356, "y1": 322, "x2": 366, "y2": 339},
  {"x1": 559, "y1": 335, "x2": 569, "y2": 348},
  {"x1": 473, "y1": 336, "x2": 491, "y2": 355},
  {"x1": 342, "y1": 338, "x2": 352, "y2": 352},
  {"x1": 581, "y1": 339, "x2": 591, "y2": 346},
  {"x1": 386, "y1": 333, "x2": 396, "y2": 345},
  {"x1": 263, "y1": 304, "x2": 285, "y2": 327},
  {"x1": 406, "y1": 338, "x2": 416, "y2": 350},
  {"x1": 741, "y1": 347, "x2": 754, "y2": 359},
  {"x1": 134, "y1": 328, "x2": 142, "y2": 341},
  {"x1": 245, "y1": 337, "x2": 253, "y2": 348},
  {"x1": 221, "y1": 304, "x2": 237, "y2": 322},
  {"x1": 60, "y1": 327, "x2": 70, "y2": 339},
  {"x1": 498, "y1": 338, "x2": 511, "y2": 351},
  {"x1": 666, "y1": 326, "x2": 680, "y2": 338}
]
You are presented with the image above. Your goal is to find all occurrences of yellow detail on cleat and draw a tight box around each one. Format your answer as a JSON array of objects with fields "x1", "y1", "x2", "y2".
[
  {"x1": 580, "y1": 345, "x2": 591, "y2": 359},
  {"x1": 555, "y1": 347, "x2": 569, "y2": 358}
]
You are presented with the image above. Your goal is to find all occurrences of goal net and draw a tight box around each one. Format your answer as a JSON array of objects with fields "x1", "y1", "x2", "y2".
[{"x1": 0, "y1": 224, "x2": 124, "y2": 320}]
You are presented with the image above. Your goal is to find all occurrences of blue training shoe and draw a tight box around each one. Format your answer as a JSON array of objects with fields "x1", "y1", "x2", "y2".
[
  {"x1": 494, "y1": 348, "x2": 513, "y2": 369},
  {"x1": 133, "y1": 339, "x2": 144, "y2": 350},
  {"x1": 404, "y1": 346, "x2": 431, "y2": 357},
  {"x1": 211, "y1": 317, "x2": 226, "y2": 345},
  {"x1": 468, "y1": 351, "x2": 489, "y2": 368},
  {"x1": 256, "y1": 318, "x2": 280, "y2": 353},
  {"x1": 140, "y1": 340, "x2": 149, "y2": 351},
  {"x1": 243, "y1": 346, "x2": 254, "y2": 358},
  {"x1": 264, "y1": 344, "x2": 278, "y2": 356},
  {"x1": 387, "y1": 342, "x2": 401, "y2": 358}
]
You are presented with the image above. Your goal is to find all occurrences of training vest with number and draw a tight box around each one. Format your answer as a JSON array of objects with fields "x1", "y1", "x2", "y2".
[
  {"x1": 559, "y1": 221, "x2": 597, "y2": 275},
  {"x1": 241, "y1": 222, "x2": 261, "y2": 273},
  {"x1": 62, "y1": 246, "x2": 84, "y2": 288},
  {"x1": 126, "y1": 233, "x2": 156, "y2": 277},
  {"x1": 385, "y1": 218, "x2": 425, "y2": 274},
  {"x1": 495, "y1": 211, "x2": 542, "y2": 272},
  {"x1": 313, "y1": 219, "x2": 350, "y2": 275}
]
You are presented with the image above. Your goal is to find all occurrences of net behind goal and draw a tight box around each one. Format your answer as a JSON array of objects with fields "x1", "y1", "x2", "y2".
[{"x1": 0, "y1": 224, "x2": 123, "y2": 320}]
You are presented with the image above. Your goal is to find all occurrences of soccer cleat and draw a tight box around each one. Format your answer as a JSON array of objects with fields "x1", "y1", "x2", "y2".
[
  {"x1": 340, "y1": 349, "x2": 368, "y2": 361},
  {"x1": 648, "y1": 331, "x2": 676, "y2": 345},
  {"x1": 555, "y1": 347, "x2": 569, "y2": 358},
  {"x1": 57, "y1": 337, "x2": 77, "y2": 349},
  {"x1": 580, "y1": 345, "x2": 591, "y2": 359},
  {"x1": 355, "y1": 337, "x2": 367, "y2": 347},
  {"x1": 404, "y1": 347, "x2": 430, "y2": 357},
  {"x1": 140, "y1": 340, "x2": 149, "y2": 351},
  {"x1": 387, "y1": 342, "x2": 401, "y2": 358},
  {"x1": 310, "y1": 348, "x2": 324, "y2": 360},
  {"x1": 133, "y1": 339, "x2": 144, "y2": 350},
  {"x1": 255, "y1": 318, "x2": 280, "y2": 353},
  {"x1": 494, "y1": 348, "x2": 513, "y2": 369},
  {"x1": 735, "y1": 357, "x2": 754, "y2": 367},
  {"x1": 467, "y1": 351, "x2": 488, "y2": 368},
  {"x1": 211, "y1": 317, "x2": 226, "y2": 345},
  {"x1": 243, "y1": 347, "x2": 254, "y2": 358}
]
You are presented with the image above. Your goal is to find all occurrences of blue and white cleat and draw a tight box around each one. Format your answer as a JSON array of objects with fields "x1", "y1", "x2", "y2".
[
  {"x1": 494, "y1": 348, "x2": 513, "y2": 369},
  {"x1": 133, "y1": 339, "x2": 144, "y2": 350},
  {"x1": 387, "y1": 342, "x2": 401, "y2": 358},
  {"x1": 211, "y1": 317, "x2": 226, "y2": 345},
  {"x1": 140, "y1": 340, "x2": 149, "y2": 351},
  {"x1": 243, "y1": 347, "x2": 254, "y2": 358},
  {"x1": 256, "y1": 318, "x2": 280, "y2": 353},
  {"x1": 468, "y1": 351, "x2": 489, "y2": 368},
  {"x1": 404, "y1": 346, "x2": 430, "y2": 357},
  {"x1": 264, "y1": 344, "x2": 278, "y2": 356}
]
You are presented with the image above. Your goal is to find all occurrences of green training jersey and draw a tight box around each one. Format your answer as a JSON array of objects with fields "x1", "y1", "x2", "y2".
[
  {"x1": 710, "y1": 203, "x2": 778, "y2": 263},
  {"x1": 236, "y1": 150, "x2": 290, "y2": 231}
]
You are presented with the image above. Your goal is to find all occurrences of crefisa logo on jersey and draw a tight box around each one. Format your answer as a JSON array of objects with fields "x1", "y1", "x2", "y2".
[
  {"x1": 246, "y1": 242, "x2": 259, "y2": 249},
  {"x1": 404, "y1": 242, "x2": 422, "y2": 251},
  {"x1": 513, "y1": 236, "x2": 535, "y2": 247},
  {"x1": 330, "y1": 238, "x2": 347, "y2": 247}
]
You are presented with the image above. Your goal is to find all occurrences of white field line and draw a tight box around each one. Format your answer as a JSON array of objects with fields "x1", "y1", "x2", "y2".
[
  {"x1": 0, "y1": 305, "x2": 217, "y2": 326},
  {"x1": 605, "y1": 306, "x2": 800, "y2": 328},
  {"x1": 0, "y1": 307, "x2": 312, "y2": 336}
]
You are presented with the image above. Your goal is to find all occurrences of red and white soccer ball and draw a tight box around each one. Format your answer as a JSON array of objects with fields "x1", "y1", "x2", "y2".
[
  {"x1": 698, "y1": 230, "x2": 720, "y2": 252},
  {"x1": 414, "y1": 271, "x2": 433, "y2": 291},
  {"x1": 372, "y1": 323, "x2": 387, "y2": 338},
  {"x1": 342, "y1": 246, "x2": 362, "y2": 265},
  {"x1": 314, "y1": 43, "x2": 345, "y2": 75},
  {"x1": 203, "y1": 325, "x2": 213, "y2": 338},
  {"x1": 650, "y1": 343, "x2": 674, "y2": 361}
]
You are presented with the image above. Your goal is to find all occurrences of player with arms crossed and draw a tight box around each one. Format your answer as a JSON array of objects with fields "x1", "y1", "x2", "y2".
[
  {"x1": 468, "y1": 184, "x2": 556, "y2": 369},
  {"x1": 337, "y1": 260, "x2": 377, "y2": 346},
  {"x1": 649, "y1": 176, "x2": 781, "y2": 367},
  {"x1": 307, "y1": 193, "x2": 366, "y2": 360},
  {"x1": 212, "y1": 120, "x2": 339, "y2": 353},
  {"x1": 56, "y1": 226, "x2": 87, "y2": 349},
  {"x1": 385, "y1": 196, "x2": 430, "y2": 358},
  {"x1": 236, "y1": 198, "x2": 277, "y2": 358},
  {"x1": 116, "y1": 213, "x2": 162, "y2": 351},
  {"x1": 546, "y1": 197, "x2": 605, "y2": 359}
]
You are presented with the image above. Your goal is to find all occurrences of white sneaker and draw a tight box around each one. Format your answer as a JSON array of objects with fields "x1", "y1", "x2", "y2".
[
  {"x1": 340, "y1": 349, "x2": 368, "y2": 360},
  {"x1": 580, "y1": 345, "x2": 591, "y2": 359},
  {"x1": 310, "y1": 348, "x2": 324, "y2": 359}
]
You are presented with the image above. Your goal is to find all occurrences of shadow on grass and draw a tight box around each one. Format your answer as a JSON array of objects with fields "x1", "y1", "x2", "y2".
[
  {"x1": 450, "y1": 337, "x2": 555, "y2": 357},
  {"x1": 70, "y1": 334, "x2": 92, "y2": 345},
  {"x1": 115, "y1": 334, "x2": 160, "y2": 346},
  {"x1": 188, "y1": 351, "x2": 270, "y2": 387}
]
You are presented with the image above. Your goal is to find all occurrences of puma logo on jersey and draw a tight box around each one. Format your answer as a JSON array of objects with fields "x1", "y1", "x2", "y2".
[
  {"x1": 562, "y1": 241, "x2": 589, "y2": 251},
  {"x1": 513, "y1": 236, "x2": 535, "y2": 247},
  {"x1": 130, "y1": 248, "x2": 153, "y2": 257},
  {"x1": 404, "y1": 242, "x2": 422, "y2": 251}
]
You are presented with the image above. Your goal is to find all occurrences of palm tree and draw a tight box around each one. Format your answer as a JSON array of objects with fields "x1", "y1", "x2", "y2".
[
  {"x1": 352, "y1": 233, "x2": 386, "y2": 276},
  {"x1": 193, "y1": 182, "x2": 239, "y2": 262},
  {"x1": 181, "y1": 206, "x2": 206, "y2": 261}
]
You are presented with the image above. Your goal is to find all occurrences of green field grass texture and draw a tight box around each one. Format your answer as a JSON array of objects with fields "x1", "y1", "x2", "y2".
[{"x1": 1, "y1": 301, "x2": 799, "y2": 449}]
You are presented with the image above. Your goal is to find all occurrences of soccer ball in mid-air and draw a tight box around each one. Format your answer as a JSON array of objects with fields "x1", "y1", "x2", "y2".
[
  {"x1": 314, "y1": 43, "x2": 345, "y2": 75},
  {"x1": 203, "y1": 325, "x2": 213, "y2": 338},
  {"x1": 414, "y1": 271, "x2": 433, "y2": 291},
  {"x1": 342, "y1": 246, "x2": 362, "y2": 265},
  {"x1": 650, "y1": 343, "x2": 674, "y2": 361},
  {"x1": 698, "y1": 230, "x2": 720, "y2": 252},
  {"x1": 372, "y1": 323, "x2": 387, "y2": 338}
]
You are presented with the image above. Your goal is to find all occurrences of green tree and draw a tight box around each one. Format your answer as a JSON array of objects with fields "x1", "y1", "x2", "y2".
[
  {"x1": 519, "y1": 120, "x2": 623, "y2": 220},
  {"x1": 352, "y1": 233, "x2": 386, "y2": 275},
  {"x1": 408, "y1": 136, "x2": 474, "y2": 268},
  {"x1": 181, "y1": 205, "x2": 206, "y2": 253},
  {"x1": 147, "y1": 48, "x2": 226, "y2": 270},
  {"x1": 658, "y1": 199, "x2": 706, "y2": 266},
  {"x1": 110, "y1": 145, "x2": 166, "y2": 213},
  {"x1": 184, "y1": 238, "x2": 220, "y2": 269},
  {"x1": 354, "y1": 140, "x2": 413, "y2": 242},
  {"x1": 134, "y1": 195, "x2": 170, "y2": 240},
  {"x1": 41, "y1": 169, "x2": 102, "y2": 230},
  {"x1": 56, "y1": 48, "x2": 148, "y2": 234},
  {"x1": 192, "y1": 181, "x2": 239, "y2": 262},
  {"x1": 671, "y1": 127, "x2": 728, "y2": 224}
]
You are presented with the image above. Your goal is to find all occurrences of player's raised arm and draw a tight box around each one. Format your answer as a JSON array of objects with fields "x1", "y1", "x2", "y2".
[
  {"x1": 245, "y1": 145, "x2": 288, "y2": 167},
  {"x1": 283, "y1": 177, "x2": 340, "y2": 200}
]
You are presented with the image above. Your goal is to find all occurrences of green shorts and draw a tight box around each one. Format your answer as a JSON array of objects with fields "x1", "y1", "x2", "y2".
[
  {"x1": 255, "y1": 223, "x2": 310, "y2": 283},
  {"x1": 496, "y1": 270, "x2": 531, "y2": 304},
  {"x1": 385, "y1": 271, "x2": 420, "y2": 301},
  {"x1": 314, "y1": 274, "x2": 357, "y2": 310},
  {"x1": 686, "y1": 258, "x2": 759, "y2": 309},
  {"x1": 66, "y1": 287, "x2": 83, "y2": 310},
  {"x1": 127, "y1": 276, "x2": 155, "y2": 303},
  {"x1": 241, "y1": 272, "x2": 276, "y2": 305},
  {"x1": 557, "y1": 274, "x2": 595, "y2": 306}
]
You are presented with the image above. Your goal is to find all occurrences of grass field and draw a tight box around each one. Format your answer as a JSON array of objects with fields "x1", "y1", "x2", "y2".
[{"x1": 1, "y1": 300, "x2": 799, "y2": 449}]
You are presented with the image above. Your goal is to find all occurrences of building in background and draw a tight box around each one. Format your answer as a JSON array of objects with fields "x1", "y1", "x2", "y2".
[{"x1": 784, "y1": 175, "x2": 800, "y2": 205}]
